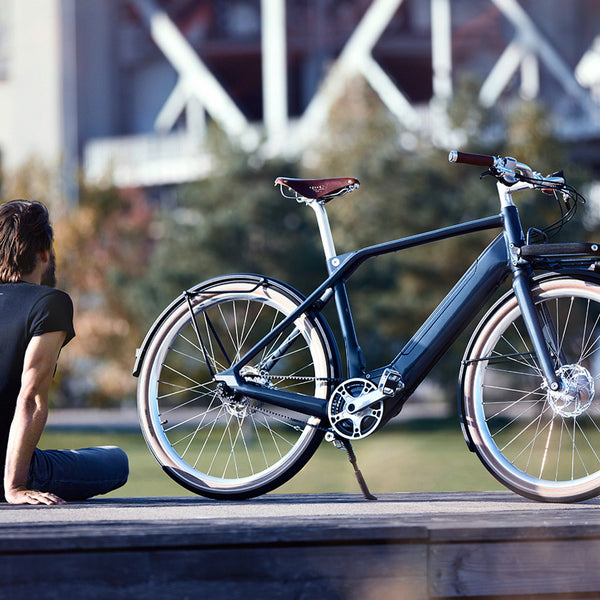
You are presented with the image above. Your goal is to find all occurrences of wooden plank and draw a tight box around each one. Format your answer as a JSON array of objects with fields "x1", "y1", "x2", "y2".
[
  {"x1": 429, "y1": 521, "x2": 600, "y2": 543},
  {"x1": 429, "y1": 538, "x2": 600, "y2": 598},
  {"x1": 0, "y1": 543, "x2": 429, "y2": 600},
  {"x1": 4, "y1": 493, "x2": 600, "y2": 599},
  {"x1": 0, "y1": 519, "x2": 428, "y2": 552}
]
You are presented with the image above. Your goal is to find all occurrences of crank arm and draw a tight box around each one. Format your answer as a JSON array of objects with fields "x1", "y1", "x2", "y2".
[
  {"x1": 346, "y1": 369, "x2": 404, "y2": 414},
  {"x1": 345, "y1": 388, "x2": 385, "y2": 414}
]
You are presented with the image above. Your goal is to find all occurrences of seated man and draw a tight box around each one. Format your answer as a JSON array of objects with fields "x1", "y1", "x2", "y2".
[{"x1": 0, "y1": 199, "x2": 128, "y2": 504}]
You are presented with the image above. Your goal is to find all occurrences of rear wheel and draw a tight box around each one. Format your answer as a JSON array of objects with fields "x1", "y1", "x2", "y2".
[
  {"x1": 137, "y1": 275, "x2": 339, "y2": 499},
  {"x1": 463, "y1": 277, "x2": 600, "y2": 502}
]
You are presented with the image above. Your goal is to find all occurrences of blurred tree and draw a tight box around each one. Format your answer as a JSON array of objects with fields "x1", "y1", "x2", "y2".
[
  {"x1": 1, "y1": 157, "x2": 66, "y2": 216},
  {"x1": 53, "y1": 184, "x2": 155, "y2": 406},
  {"x1": 1, "y1": 81, "x2": 592, "y2": 410},
  {"x1": 119, "y1": 159, "x2": 328, "y2": 334}
]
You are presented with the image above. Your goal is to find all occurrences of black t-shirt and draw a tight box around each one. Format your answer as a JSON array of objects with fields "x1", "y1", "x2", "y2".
[{"x1": 0, "y1": 282, "x2": 75, "y2": 484}]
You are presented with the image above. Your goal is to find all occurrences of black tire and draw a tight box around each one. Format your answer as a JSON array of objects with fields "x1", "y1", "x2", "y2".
[
  {"x1": 137, "y1": 275, "x2": 339, "y2": 499},
  {"x1": 462, "y1": 277, "x2": 600, "y2": 502}
]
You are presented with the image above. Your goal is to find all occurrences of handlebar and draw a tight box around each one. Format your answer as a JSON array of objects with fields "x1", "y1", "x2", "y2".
[
  {"x1": 449, "y1": 151, "x2": 585, "y2": 238},
  {"x1": 448, "y1": 150, "x2": 564, "y2": 189}
]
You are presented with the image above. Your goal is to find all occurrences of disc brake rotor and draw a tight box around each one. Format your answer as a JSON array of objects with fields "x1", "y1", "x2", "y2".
[{"x1": 547, "y1": 364, "x2": 595, "y2": 418}]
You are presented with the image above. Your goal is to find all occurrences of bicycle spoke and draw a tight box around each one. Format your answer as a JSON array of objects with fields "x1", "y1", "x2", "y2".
[
  {"x1": 538, "y1": 416, "x2": 554, "y2": 479},
  {"x1": 575, "y1": 417, "x2": 600, "y2": 465},
  {"x1": 251, "y1": 416, "x2": 269, "y2": 468},
  {"x1": 493, "y1": 399, "x2": 551, "y2": 450},
  {"x1": 483, "y1": 385, "x2": 545, "y2": 420}
]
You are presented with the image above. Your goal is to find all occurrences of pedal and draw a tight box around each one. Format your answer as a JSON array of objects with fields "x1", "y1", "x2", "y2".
[
  {"x1": 325, "y1": 431, "x2": 345, "y2": 449},
  {"x1": 378, "y1": 368, "x2": 404, "y2": 396}
]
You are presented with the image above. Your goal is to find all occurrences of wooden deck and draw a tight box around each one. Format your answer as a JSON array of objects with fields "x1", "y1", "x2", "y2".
[{"x1": 1, "y1": 491, "x2": 600, "y2": 599}]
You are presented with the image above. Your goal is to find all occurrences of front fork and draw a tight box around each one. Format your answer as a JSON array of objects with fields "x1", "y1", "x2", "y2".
[
  {"x1": 512, "y1": 268, "x2": 561, "y2": 391},
  {"x1": 503, "y1": 201, "x2": 561, "y2": 391}
]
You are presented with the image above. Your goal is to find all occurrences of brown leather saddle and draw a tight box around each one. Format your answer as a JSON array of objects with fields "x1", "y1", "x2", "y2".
[{"x1": 274, "y1": 177, "x2": 360, "y2": 202}]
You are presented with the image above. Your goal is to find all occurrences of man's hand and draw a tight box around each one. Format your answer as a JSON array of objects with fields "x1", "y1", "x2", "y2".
[{"x1": 5, "y1": 488, "x2": 66, "y2": 505}]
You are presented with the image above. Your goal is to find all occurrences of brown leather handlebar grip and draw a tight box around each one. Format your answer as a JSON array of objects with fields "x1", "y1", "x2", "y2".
[{"x1": 448, "y1": 151, "x2": 495, "y2": 167}]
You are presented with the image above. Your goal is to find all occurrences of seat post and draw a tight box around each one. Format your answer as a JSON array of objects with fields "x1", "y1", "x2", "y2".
[{"x1": 307, "y1": 199, "x2": 337, "y2": 263}]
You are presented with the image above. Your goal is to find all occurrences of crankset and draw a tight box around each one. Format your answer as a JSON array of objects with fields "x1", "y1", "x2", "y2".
[{"x1": 328, "y1": 378, "x2": 384, "y2": 439}]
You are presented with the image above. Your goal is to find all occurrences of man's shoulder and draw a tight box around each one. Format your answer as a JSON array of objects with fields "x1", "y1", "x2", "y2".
[
  {"x1": 0, "y1": 283, "x2": 72, "y2": 307},
  {"x1": 30, "y1": 286, "x2": 73, "y2": 313}
]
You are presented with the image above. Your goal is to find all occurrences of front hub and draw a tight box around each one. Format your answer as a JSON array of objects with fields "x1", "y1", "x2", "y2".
[{"x1": 547, "y1": 364, "x2": 595, "y2": 418}]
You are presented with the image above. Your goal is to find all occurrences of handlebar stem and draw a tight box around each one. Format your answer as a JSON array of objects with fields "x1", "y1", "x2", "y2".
[
  {"x1": 498, "y1": 181, "x2": 516, "y2": 208},
  {"x1": 497, "y1": 178, "x2": 539, "y2": 209}
]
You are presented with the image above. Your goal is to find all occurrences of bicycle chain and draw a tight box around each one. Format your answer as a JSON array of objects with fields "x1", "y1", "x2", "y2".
[{"x1": 241, "y1": 373, "x2": 343, "y2": 433}]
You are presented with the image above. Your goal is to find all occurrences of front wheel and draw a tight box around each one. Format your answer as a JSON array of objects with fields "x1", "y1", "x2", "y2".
[
  {"x1": 137, "y1": 275, "x2": 339, "y2": 499},
  {"x1": 462, "y1": 277, "x2": 600, "y2": 502}
]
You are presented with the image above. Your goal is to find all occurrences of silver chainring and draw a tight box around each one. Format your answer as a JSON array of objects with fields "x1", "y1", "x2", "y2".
[{"x1": 328, "y1": 378, "x2": 384, "y2": 440}]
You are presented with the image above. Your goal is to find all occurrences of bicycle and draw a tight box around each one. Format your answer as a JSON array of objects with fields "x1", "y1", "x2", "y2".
[{"x1": 134, "y1": 150, "x2": 600, "y2": 503}]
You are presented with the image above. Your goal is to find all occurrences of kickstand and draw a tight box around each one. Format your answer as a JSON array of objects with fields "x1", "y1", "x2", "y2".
[{"x1": 341, "y1": 438, "x2": 377, "y2": 501}]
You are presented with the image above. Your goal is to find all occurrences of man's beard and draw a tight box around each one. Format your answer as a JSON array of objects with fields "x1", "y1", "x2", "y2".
[{"x1": 41, "y1": 254, "x2": 56, "y2": 288}]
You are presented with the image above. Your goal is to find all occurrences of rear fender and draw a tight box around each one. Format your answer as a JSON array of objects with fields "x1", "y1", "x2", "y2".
[{"x1": 133, "y1": 273, "x2": 341, "y2": 381}]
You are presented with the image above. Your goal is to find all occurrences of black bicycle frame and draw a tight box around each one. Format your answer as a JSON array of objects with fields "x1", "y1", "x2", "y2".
[{"x1": 214, "y1": 207, "x2": 555, "y2": 420}]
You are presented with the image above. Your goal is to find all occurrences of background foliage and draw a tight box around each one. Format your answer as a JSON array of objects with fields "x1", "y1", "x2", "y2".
[{"x1": 2, "y1": 84, "x2": 593, "y2": 408}]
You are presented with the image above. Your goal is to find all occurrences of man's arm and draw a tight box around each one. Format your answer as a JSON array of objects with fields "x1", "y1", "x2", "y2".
[{"x1": 4, "y1": 331, "x2": 67, "y2": 505}]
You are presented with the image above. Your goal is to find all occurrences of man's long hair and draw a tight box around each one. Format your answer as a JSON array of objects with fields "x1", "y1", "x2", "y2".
[{"x1": 0, "y1": 200, "x2": 53, "y2": 283}]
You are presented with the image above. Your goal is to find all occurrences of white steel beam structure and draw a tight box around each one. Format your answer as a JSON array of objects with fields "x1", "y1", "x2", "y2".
[
  {"x1": 292, "y1": 0, "x2": 419, "y2": 152},
  {"x1": 113, "y1": 0, "x2": 600, "y2": 186},
  {"x1": 482, "y1": 0, "x2": 593, "y2": 112},
  {"x1": 261, "y1": 0, "x2": 288, "y2": 156},
  {"x1": 431, "y1": 0, "x2": 453, "y2": 103},
  {"x1": 130, "y1": 0, "x2": 259, "y2": 151}
]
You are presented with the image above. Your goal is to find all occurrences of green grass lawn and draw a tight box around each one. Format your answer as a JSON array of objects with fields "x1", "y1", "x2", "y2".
[{"x1": 39, "y1": 418, "x2": 504, "y2": 499}]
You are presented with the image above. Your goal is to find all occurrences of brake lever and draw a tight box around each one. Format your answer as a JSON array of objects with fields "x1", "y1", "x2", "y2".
[
  {"x1": 480, "y1": 169, "x2": 521, "y2": 187},
  {"x1": 541, "y1": 170, "x2": 565, "y2": 195}
]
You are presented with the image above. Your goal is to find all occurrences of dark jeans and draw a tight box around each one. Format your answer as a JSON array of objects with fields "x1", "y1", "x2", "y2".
[{"x1": 27, "y1": 446, "x2": 129, "y2": 500}]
